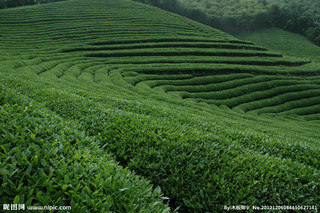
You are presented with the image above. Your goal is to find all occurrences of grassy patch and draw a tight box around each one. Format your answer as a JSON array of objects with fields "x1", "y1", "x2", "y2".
[{"x1": 234, "y1": 28, "x2": 320, "y2": 60}]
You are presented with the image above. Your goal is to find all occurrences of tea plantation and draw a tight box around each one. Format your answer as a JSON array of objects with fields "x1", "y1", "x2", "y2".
[{"x1": 0, "y1": 0, "x2": 319, "y2": 212}]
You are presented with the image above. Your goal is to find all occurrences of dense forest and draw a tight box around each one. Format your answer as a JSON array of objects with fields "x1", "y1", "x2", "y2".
[
  {"x1": 266, "y1": 0, "x2": 320, "y2": 45},
  {"x1": 267, "y1": 0, "x2": 320, "y2": 23},
  {"x1": 0, "y1": 0, "x2": 65, "y2": 8},
  {"x1": 134, "y1": 0, "x2": 320, "y2": 46}
]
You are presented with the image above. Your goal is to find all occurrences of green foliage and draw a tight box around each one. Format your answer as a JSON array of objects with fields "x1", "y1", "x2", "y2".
[
  {"x1": 235, "y1": 28, "x2": 320, "y2": 60},
  {"x1": 0, "y1": 0, "x2": 66, "y2": 9},
  {"x1": 0, "y1": 87, "x2": 171, "y2": 212},
  {"x1": 0, "y1": 0, "x2": 320, "y2": 211},
  {"x1": 2, "y1": 67, "x2": 320, "y2": 212},
  {"x1": 266, "y1": 0, "x2": 320, "y2": 23},
  {"x1": 133, "y1": 0, "x2": 320, "y2": 45}
]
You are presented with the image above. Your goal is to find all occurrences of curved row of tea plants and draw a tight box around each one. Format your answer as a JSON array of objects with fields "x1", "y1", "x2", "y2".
[
  {"x1": 1, "y1": 0, "x2": 319, "y2": 119},
  {"x1": 0, "y1": 84, "x2": 171, "y2": 213},
  {"x1": 1, "y1": 66, "x2": 320, "y2": 212}
]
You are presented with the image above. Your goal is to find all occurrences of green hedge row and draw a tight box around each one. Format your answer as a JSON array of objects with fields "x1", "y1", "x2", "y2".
[
  {"x1": 181, "y1": 81, "x2": 319, "y2": 101},
  {"x1": 89, "y1": 37, "x2": 250, "y2": 46},
  {"x1": 129, "y1": 63, "x2": 320, "y2": 76},
  {"x1": 144, "y1": 73, "x2": 254, "y2": 88},
  {"x1": 239, "y1": 88, "x2": 320, "y2": 113},
  {"x1": 156, "y1": 76, "x2": 296, "y2": 93},
  {"x1": 277, "y1": 99, "x2": 320, "y2": 115},
  {"x1": 62, "y1": 42, "x2": 267, "y2": 53},
  {"x1": 85, "y1": 48, "x2": 282, "y2": 58},
  {"x1": 190, "y1": 84, "x2": 320, "y2": 109},
  {"x1": 124, "y1": 74, "x2": 192, "y2": 86},
  {"x1": 0, "y1": 86, "x2": 171, "y2": 213},
  {"x1": 93, "y1": 56, "x2": 309, "y2": 67}
]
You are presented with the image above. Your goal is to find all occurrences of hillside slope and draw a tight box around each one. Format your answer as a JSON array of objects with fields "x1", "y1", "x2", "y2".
[
  {"x1": 234, "y1": 28, "x2": 320, "y2": 60},
  {"x1": 1, "y1": 0, "x2": 320, "y2": 211},
  {"x1": 133, "y1": 0, "x2": 320, "y2": 45}
]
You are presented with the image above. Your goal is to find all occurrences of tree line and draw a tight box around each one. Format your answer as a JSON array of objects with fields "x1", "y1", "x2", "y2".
[
  {"x1": 269, "y1": 4, "x2": 320, "y2": 46},
  {"x1": 133, "y1": 0, "x2": 320, "y2": 46},
  {"x1": 0, "y1": 0, "x2": 65, "y2": 9}
]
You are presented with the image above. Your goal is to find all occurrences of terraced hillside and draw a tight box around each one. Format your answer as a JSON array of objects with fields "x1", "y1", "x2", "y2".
[
  {"x1": 1, "y1": 0, "x2": 320, "y2": 212},
  {"x1": 1, "y1": 0, "x2": 320, "y2": 119}
]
